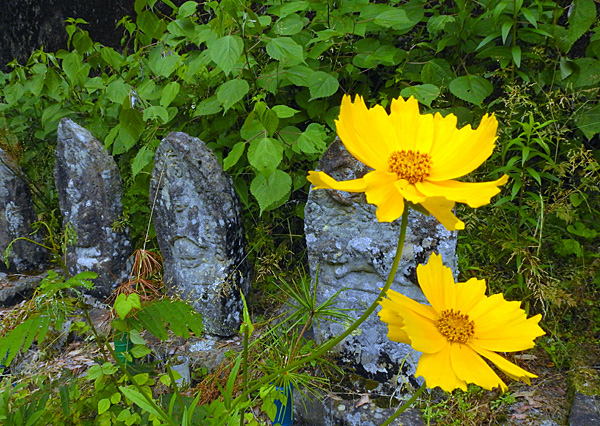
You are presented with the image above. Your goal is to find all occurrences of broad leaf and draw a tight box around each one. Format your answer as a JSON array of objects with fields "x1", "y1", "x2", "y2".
[
  {"x1": 449, "y1": 75, "x2": 493, "y2": 106},
  {"x1": 217, "y1": 79, "x2": 249, "y2": 112},
  {"x1": 250, "y1": 170, "x2": 292, "y2": 213},
  {"x1": 208, "y1": 35, "x2": 244, "y2": 76}
]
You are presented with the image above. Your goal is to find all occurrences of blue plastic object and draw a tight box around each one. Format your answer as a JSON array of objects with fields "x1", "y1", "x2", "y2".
[{"x1": 272, "y1": 383, "x2": 294, "y2": 426}]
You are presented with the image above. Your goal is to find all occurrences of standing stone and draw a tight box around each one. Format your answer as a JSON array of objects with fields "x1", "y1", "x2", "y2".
[
  {"x1": 54, "y1": 118, "x2": 131, "y2": 298},
  {"x1": 304, "y1": 138, "x2": 458, "y2": 386},
  {"x1": 0, "y1": 148, "x2": 47, "y2": 272},
  {"x1": 150, "y1": 132, "x2": 249, "y2": 337}
]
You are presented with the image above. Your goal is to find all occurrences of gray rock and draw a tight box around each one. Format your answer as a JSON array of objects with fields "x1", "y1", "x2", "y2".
[
  {"x1": 0, "y1": 272, "x2": 45, "y2": 306},
  {"x1": 150, "y1": 132, "x2": 249, "y2": 337},
  {"x1": 0, "y1": 147, "x2": 47, "y2": 272},
  {"x1": 54, "y1": 118, "x2": 132, "y2": 298},
  {"x1": 294, "y1": 387, "x2": 424, "y2": 426},
  {"x1": 304, "y1": 139, "x2": 458, "y2": 383},
  {"x1": 569, "y1": 393, "x2": 600, "y2": 426}
]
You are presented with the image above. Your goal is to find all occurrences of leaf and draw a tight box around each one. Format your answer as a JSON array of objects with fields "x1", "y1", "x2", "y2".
[
  {"x1": 560, "y1": 0, "x2": 597, "y2": 53},
  {"x1": 575, "y1": 104, "x2": 600, "y2": 139},
  {"x1": 284, "y1": 65, "x2": 314, "y2": 87},
  {"x1": 373, "y1": 9, "x2": 411, "y2": 28},
  {"x1": 421, "y1": 59, "x2": 455, "y2": 88},
  {"x1": 106, "y1": 80, "x2": 131, "y2": 104},
  {"x1": 308, "y1": 71, "x2": 339, "y2": 100},
  {"x1": 449, "y1": 75, "x2": 493, "y2": 106},
  {"x1": 247, "y1": 138, "x2": 283, "y2": 176},
  {"x1": 400, "y1": 84, "x2": 440, "y2": 107},
  {"x1": 250, "y1": 170, "x2": 292, "y2": 213},
  {"x1": 160, "y1": 81, "x2": 180, "y2": 107},
  {"x1": 98, "y1": 399, "x2": 111, "y2": 415},
  {"x1": 143, "y1": 105, "x2": 170, "y2": 124},
  {"x1": 119, "y1": 387, "x2": 162, "y2": 418},
  {"x1": 274, "y1": 14, "x2": 306, "y2": 35},
  {"x1": 266, "y1": 37, "x2": 305, "y2": 65},
  {"x1": 296, "y1": 123, "x2": 327, "y2": 154},
  {"x1": 272, "y1": 105, "x2": 298, "y2": 118},
  {"x1": 178, "y1": 1, "x2": 198, "y2": 18},
  {"x1": 131, "y1": 146, "x2": 155, "y2": 177},
  {"x1": 224, "y1": 142, "x2": 246, "y2": 171},
  {"x1": 193, "y1": 96, "x2": 222, "y2": 116},
  {"x1": 217, "y1": 79, "x2": 249, "y2": 112},
  {"x1": 208, "y1": 35, "x2": 244, "y2": 76}
]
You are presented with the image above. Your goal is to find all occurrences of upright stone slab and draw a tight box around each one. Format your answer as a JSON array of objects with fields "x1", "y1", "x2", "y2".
[
  {"x1": 54, "y1": 118, "x2": 132, "y2": 298},
  {"x1": 304, "y1": 139, "x2": 458, "y2": 386},
  {"x1": 0, "y1": 148, "x2": 47, "y2": 272},
  {"x1": 150, "y1": 132, "x2": 249, "y2": 336}
]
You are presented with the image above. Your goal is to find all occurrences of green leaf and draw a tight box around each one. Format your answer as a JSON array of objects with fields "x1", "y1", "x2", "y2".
[
  {"x1": 223, "y1": 142, "x2": 246, "y2": 171},
  {"x1": 266, "y1": 37, "x2": 305, "y2": 65},
  {"x1": 575, "y1": 104, "x2": 600, "y2": 139},
  {"x1": 250, "y1": 170, "x2": 292, "y2": 213},
  {"x1": 296, "y1": 123, "x2": 327, "y2": 154},
  {"x1": 148, "y1": 48, "x2": 181, "y2": 78},
  {"x1": 511, "y1": 45, "x2": 521, "y2": 68},
  {"x1": 106, "y1": 80, "x2": 131, "y2": 104},
  {"x1": 208, "y1": 35, "x2": 243, "y2": 76},
  {"x1": 247, "y1": 138, "x2": 283, "y2": 176},
  {"x1": 143, "y1": 105, "x2": 170, "y2": 124},
  {"x1": 373, "y1": 9, "x2": 411, "y2": 28},
  {"x1": 117, "y1": 108, "x2": 144, "y2": 153},
  {"x1": 421, "y1": 59, "x2": 455, "y2": 87},
  {"x1": 272, "y1": 105, "x2": 298, "y2": 118},
  {"x1": 98, "y1": 399, "x2": 111, "y2": 415},
  {"x1": 160, "y1": 81, "x2": 180, "y2": 107},
  {"x1": 308, "y1": 71, "x2": 339, "y2": 100},
  {"x1": 284, "y1": 65, "x2": 314, "y2": 87},
  {"x1": 217, "y1": 79, "x2": 249, "y2": 112},
  {"x1": 274, "y1": 14, "x2": 306, "y2": 35},
  {"x1": 400, "y1": 84, "x2": 440, "y2": 107},
  {"x1": 449, "y1": 75, "x2": 493, "y2": 106},
  {"x1": 100, "y1": 47, "x2": 124, "y2": 70},
  {"x1": 119, "y1": 387, "x2": 162, "y2": 418},
  {"x1": 178, "y1": 1, "x2": 198, "y2": 18},
  {"x1": 132, "y1": 146, "x2": 155, "y2": 177},
  {"x1": 193, "y1": 96, "x2": 222, "y2": 116},
  {"x1": 3, "y1": 82, "x2": 24, "y2": 105},
  {"x1": 560, "y1": 0, "x2": 597, "y2": 53}
]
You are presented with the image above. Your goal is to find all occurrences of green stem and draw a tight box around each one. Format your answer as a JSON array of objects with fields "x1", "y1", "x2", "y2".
[
  {"x1": 232, "y1": 204, "x2": 410, "y2": 407},
  {"x1": 379, "y1": 382, "x2": 426, "y2": 426},
  {"x1": 240, "y1": 323, "x2": 250, "y2": 426}
]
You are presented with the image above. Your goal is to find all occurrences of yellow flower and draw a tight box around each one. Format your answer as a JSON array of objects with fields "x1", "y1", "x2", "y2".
[
  {"x1": 307, "y1": 95, "x2": 509, "y2": 230},
  {"x1": 378, "y1": 253, "x2": 545, "y2": 392}
]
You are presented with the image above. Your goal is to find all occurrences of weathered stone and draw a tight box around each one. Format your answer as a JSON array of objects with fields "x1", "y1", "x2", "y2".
[
  {"x1": 294, "y1": 387, "x2": 424, "y2": 426},
  {"x1": 150, "y1": 132, "x2": 249, "y2": 337},
  {"x1": 304, "y1": 139, "x2": 458, "y2": 384},
  {"x1": 54, "y1": 118, "x2": 132, "y2": 298},
  {"x1": 0, "y1": 148, "x2": 47, "y2": 272},
  {"x1": 0, "y1": 272, "x2": 45, "y2": 307},
  {"x1": 569, "y1": 393, "x2": 600, "y2": 426}
]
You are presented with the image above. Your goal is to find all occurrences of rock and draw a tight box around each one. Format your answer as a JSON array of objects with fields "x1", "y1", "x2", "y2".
[
  {"x1": 569, "y1": 393, "x2": 600, "y2": 426},
  {"x1": 0, "y1": 147, "x2": 48, "y2": 272},
  {"x1": 294, "y1": 387, "x2": 424, "y2": 426},
  {"x1": 0, "y1": 272, "x2": 45, "y2": 306},
  {"x1": 150, "y1": 132, "x2": 250, "y2": 337},
  {"x1": 304, "y1": 139, "x2": 458, "y2": 384},
  {"x1": 54, "y1": 118, "x2": 132, "y2": 298}
]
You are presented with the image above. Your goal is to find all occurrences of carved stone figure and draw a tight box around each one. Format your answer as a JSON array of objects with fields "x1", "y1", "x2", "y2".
[
  {"x1": 304, "y1": 138, "x2": 458, "y2": 387},
  {"x1": 0, "y1": 148, "x2": 47, "y2": 272},
  {"x1": 54, "y1": 118, "x2": 132, "y2": 298},
  {"x1": 150, "y1": 132, "x2": 249, "y2": 337}
]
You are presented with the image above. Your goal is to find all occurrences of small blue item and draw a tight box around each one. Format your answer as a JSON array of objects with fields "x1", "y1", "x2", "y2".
[{"x1": 272, "y1": 383, "x2": 294, "y2": 426}]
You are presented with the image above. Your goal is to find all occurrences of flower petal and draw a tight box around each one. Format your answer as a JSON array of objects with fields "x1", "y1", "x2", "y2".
[
  {"x1": 416, "y1": 345, "x2": 468, "y2": 392},
  {"x1": 395, "y1": 180, "x2": 427, "y2": 204},
  {"x1": 475, "y1": 314, "x2": 545, "y2": 352},
  {"x1": 418, "y1": 196, "x2": 465, "y2": 231},
  {"x1": 454, "y1": 278, "x2": 487, "y2": 314},
  {"x1": 416, "y1": 252, "x2": 457, "y2": 313},
  {"x1": 401, "y1": 306, "x2": 447, "y2": 354},
  {"x1": 389, "y1": 96, "x2": 422, "y2": 152},
  {"x1": 307, "y1": 171, "x2": 367, "y2": 192},
  {"x1": 416, "y1": 175, "x2": 509, "y2": 208},
  {"x1": 450, "y1": 344, "x2": 508, "y2": 391},
  {"x1": 428, "y1": 113, "x2": 499, "y2": 181},
  {"x1": 335, "y1": 95, "x2": 390, "y2": 170},
  {"x1": 382, "y1": 288, "x2": 438, "y2": 321},
  {"x1": 469, "y1": 342, "x2": 538, "y2": 385},
  {"x1": 363, "y1": 171, "x2": 406, "y2": 222},
  {"x1": 378, "y1": 298, "x2": 411, "y2": 344}
]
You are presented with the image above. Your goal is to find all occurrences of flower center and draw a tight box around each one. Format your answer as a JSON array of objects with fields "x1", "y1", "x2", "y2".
[
  {"x1": 387, "y1": 150, "x2": 432, "y2": 184},
  {"x1": 436, "y1": 309, "x2": 475, "y2": 344}
]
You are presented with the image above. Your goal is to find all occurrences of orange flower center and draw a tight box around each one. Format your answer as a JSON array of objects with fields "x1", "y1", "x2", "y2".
[
  {"x1": 436, "y1": 309, "x2": 475, "y2": 344},
  {"x1": 387, "y1": 150, "x2": 432, "y2": 184}
]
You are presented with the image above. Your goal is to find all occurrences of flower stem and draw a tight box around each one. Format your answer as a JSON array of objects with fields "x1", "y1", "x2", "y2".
[
  {"x1": 379, "y1": 382, "x2": 426, "y2": 426},
  {"x1": 232, "y1": 204, "x2": 410, "y2": 407}
]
